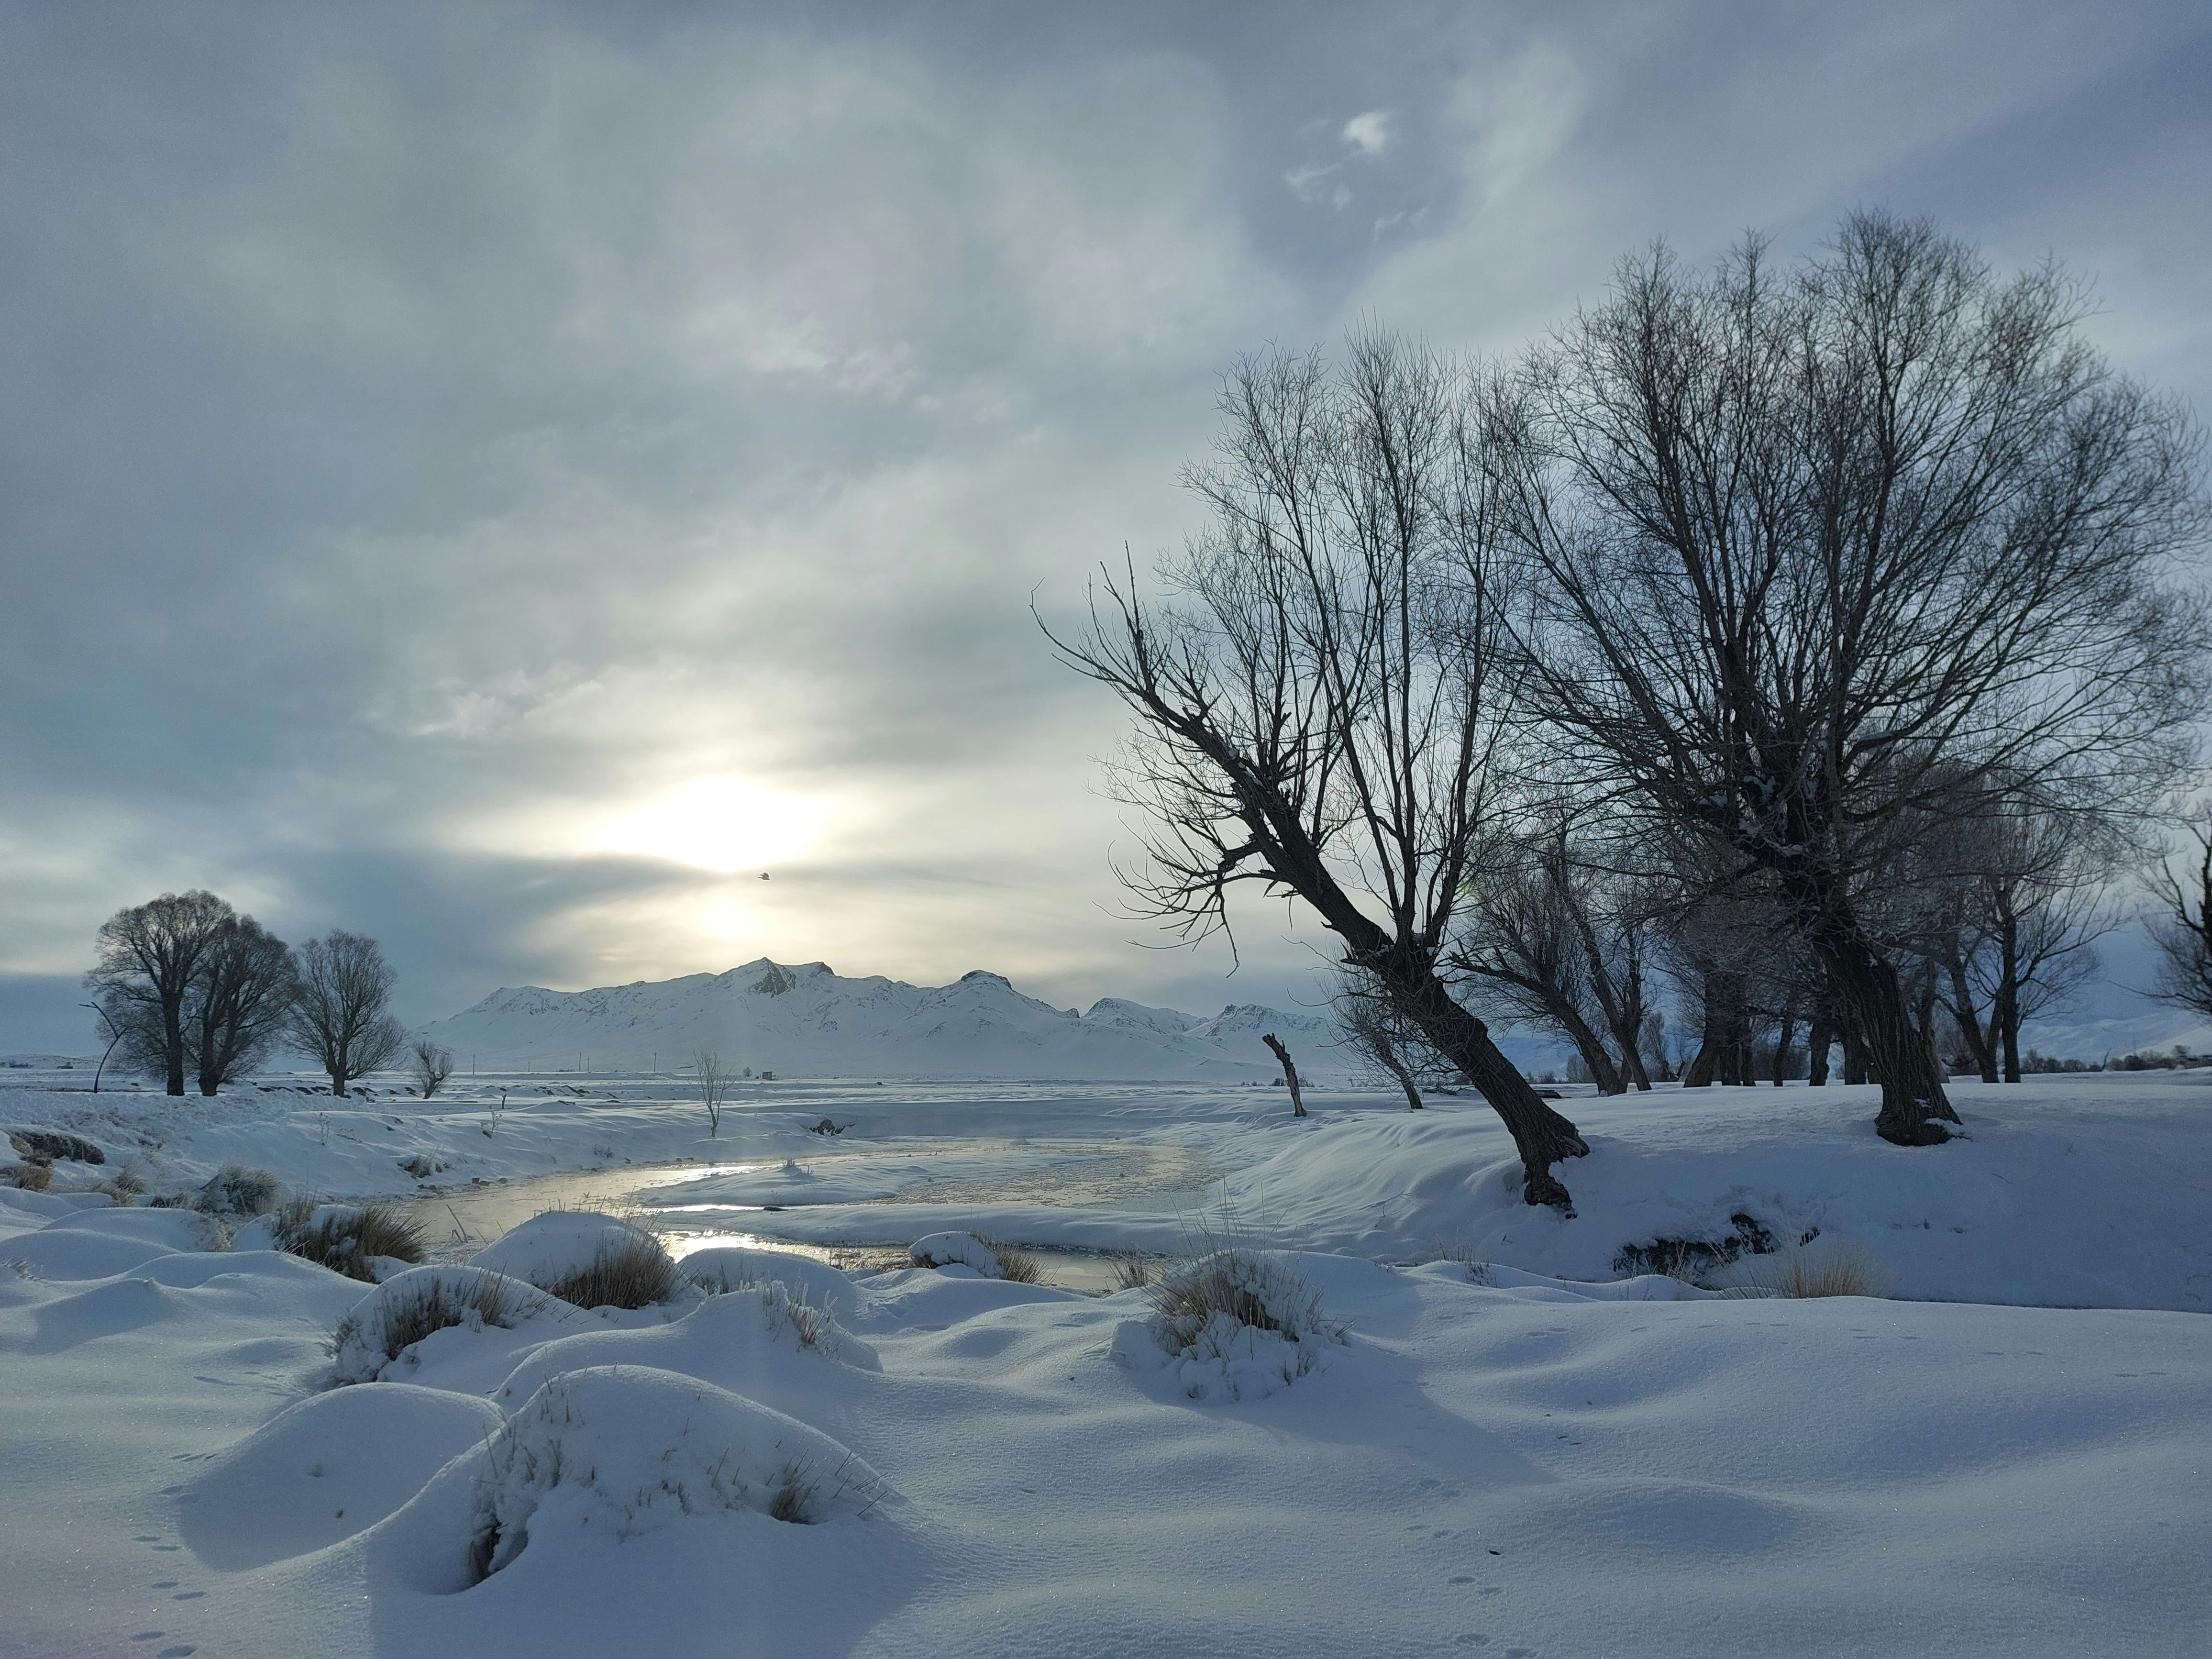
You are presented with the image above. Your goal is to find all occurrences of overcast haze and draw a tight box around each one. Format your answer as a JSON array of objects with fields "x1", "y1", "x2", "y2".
[{"x1": 4, "y1": 1, "x2": 2209, "y2": 1048}]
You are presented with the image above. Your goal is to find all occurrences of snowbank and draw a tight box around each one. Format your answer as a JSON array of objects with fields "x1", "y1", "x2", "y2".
[
  {"x1": 468, "y1": 1367, "x2": 888, "y2": 1575},
  {"x1": 332, "y1": 1265, "x2": 557, "y2": 1385},
  {"x1": 907, "y1": 1230, "x2": 1005, "y2": 1276},
  {"x1": 178, "y1": 1382, "x2": 504, "y2": 1569}
]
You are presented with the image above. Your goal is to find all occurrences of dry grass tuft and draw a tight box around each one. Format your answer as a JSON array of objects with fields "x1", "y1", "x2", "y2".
[
  {"x1": 757, "y1": 1280, "x2": 835, "y2": 1348},
  {"x1": 275, "y1": 1200, "x2": 427, "y2": 1282},
  {"x1": 1147, "y1": 1248, "x2": 1339, "y2": 1349},
  {"x1": 975, "y1": 1235, "x2": 1042, "y2": 1284},
  {"x1": 1109, "y1": 1254, "x2": 1154, "y2": 1291},
  {"x1": 333, "y1": 1270, "x2": 540, "y2": 1367},
  {"x1": 7, "y1": 1162, "x2": 53, "y2": 1192},
  {"x1": 101, "y1": 1166, "x2": 149, "y2": 1201},
  {"x1": 766, "y1": 1459, "x2": 818, "y2": 1524},
  {"x1": 544, "y1": 1234, "x2": 683, "y2": 1310},
  {"x1": 195, "y1": 1164, "x2": 280, "y2": 1218},
  {"x1": 1726, "y1": 1242, "x2": 1886, "y2": 1299}
]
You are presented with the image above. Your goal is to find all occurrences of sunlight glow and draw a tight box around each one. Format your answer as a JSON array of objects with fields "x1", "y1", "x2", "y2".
[{"x1": 587, "y1": 776, "x2": 825, "y2": 874}]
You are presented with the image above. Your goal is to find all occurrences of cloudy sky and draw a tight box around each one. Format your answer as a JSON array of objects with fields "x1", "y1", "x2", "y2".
[{"x1": 4, "y1": 1, "x2": 2208, "y2": 1046}]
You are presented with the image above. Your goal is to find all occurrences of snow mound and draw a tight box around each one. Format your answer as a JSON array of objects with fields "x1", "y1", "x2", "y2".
[
  {"x1": 470, "y1": 1210, "x2": 662, "y2": 1288},
  {"x1": 332, "y1": 1265, "x2": 555, "y2": 1385},
  {"x1": 681, "y1": 1244, "x2": 857, "y2": 1308},
  {"x1": 1114, "y1": 1249, "x2": 1347, "y2": 1403},
  {"x1": 178, "y1": 1382, "x2": 503, "y2": 1569},
  {"x1": 3, "y1": 1204, "x2": 221, "y2": 1281},
  {"x1": 908, "y1": 1230, "x2": 1003, "y2": 1277},
  {"x1": 496, "y1": 1280, "x2": 880, "y2": 1410},
  {"x1": 469, "y1": 1366, "x2": 890, "y2": 1578}
]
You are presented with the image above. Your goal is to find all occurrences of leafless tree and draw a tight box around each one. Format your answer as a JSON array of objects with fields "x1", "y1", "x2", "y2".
[
  {"x1": 187, "y1": 917, "x2": 296, "y2": 1095},
  {"x1": 2146, "y1": 814, "x2": 2212, "y2": 1019},
  {"x1": 288, "y1": 930, "x2": 405, "y2": 1097},
  {"x1": 84, "y1": 891, "x2": 236, "y2": 1096},
  {"x1": 1499, "y1": 211, "x2": 2208, "y2": 1146},
  {"x1": 1331, "y1": 970, "x2": 1437, "y2": 1109},
  {"x1": 410, "y1": 1039, "x2": 455, "y2": 1098},
  {"x1": 1045, "y1": 331, "x2": 1590, "y2": 1208},
  {"x1": 696, "y1": 1048, "x2": 731, "y2": 1136},
  {"x1": 1260, "y1": 1033, "x2": 1308, "y2": 1116}
]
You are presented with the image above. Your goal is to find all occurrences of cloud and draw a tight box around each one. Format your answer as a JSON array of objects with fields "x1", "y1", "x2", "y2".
[
  {"x1": 1, "y1": 2, "x2": 2204, "y2": 1041},
  {"x1": 1340, "y1": 109, "x2": 1391, "y2": 155}
]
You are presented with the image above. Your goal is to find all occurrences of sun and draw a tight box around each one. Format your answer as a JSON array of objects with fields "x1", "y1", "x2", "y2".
[{"x1": 587, "y1": 776, "x2": 824, "y2": 874}]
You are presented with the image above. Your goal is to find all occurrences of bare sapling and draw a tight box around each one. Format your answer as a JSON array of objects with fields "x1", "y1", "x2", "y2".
[
  {"x1": 411, "y1": 1039, "x2": 454, "y2": 1098},
  {"x1": 1261, "y1": 1033, "x2": 1307, "y2": 1117},
  {"x1": 697, "y1": 1048, "x2": 730, "y2": 1137}
]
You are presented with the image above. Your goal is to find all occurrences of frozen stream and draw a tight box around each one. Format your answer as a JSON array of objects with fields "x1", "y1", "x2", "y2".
[{"x1": 397, "y1": 1133, "x2": 1228, "y2": 1291}]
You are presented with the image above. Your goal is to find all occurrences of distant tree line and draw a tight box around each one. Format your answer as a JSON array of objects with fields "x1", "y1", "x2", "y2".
[
  {"x1": 1051, "y1": 210, "x2": 2208, "y2": 1211},
  {"x1": 85, "y1": 891, "x2": 414, "y2": 1097}
]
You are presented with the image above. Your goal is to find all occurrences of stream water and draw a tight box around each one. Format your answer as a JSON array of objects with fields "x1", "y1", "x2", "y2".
[{"x1": 397, "y1": 1134, "x2": 1225, "y2": 1292}]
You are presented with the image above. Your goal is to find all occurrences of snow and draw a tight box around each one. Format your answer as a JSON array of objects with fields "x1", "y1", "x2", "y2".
[
  {"x1": 907, "y1": 1229, "x2": 1006, "y2": 1276},
  {"x1": 416, "y1": 957, "x2": 1348, "y2": 1080},
  {"x1": 466, "y1": 1210, "x2": 670, "y2": 1293},
  {"x1": 2, "y1": 1067, "x2": 2209, "y2": 1655}
]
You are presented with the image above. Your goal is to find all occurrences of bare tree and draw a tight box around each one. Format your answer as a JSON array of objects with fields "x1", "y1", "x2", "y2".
[
  {"x1": 84, "y1": 891, "x2": 236, "y2": 1096},
  {"x1": 1045, "y1": 332, "x2": 1590, "y2": 1208},
  {"x1": 188, "y1": 917, "x2": 296, "y2": 1095},
  {"x1": 410, "y1": 1039, "x2": 454, "y2": 1098},
  {"x1": 1260, "y1": 1033, "x2": 1308, "y2": 1117},
  {"x1": 696, "y1": 1048, "x2": 730, "y2": 1136},
  {"x1": 1454, "y1": 831, "x2": 1626, "y2": 1093},
  {"x1": 288, "y1": 931, "x2": 405, "y2": 1097},
  {"x1": 1501, "y1": 211, "x2": 2207, "y2": 1146},
  {"x1": 1332, "y1": 970, "x2": 1433, "y2": 1109},
  {"x1": 2146, "y1": 816, "x2": 2212, "y2": 1018}
]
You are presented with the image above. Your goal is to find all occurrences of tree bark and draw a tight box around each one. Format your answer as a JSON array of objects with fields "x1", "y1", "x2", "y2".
[
  {"x1": 1806, "y1": 1017, "x2": 1832, "y2": 1086},
  {"x1": 1946, "y1": 953, "x2": 1999, "y2": 1083},
  {"x1": 1800, "y1": 901, "x2": 1959, "y2": 1143},
  {"x1": 1772, "y1": 994, "x2": 1800, "y2": 1086},
  {"x1": 1261, "y1": 1034, "x2": 1306, "y2": 1117},
  {"x1": 1994, "y1": 892, "x2": 2023, "y2": 1084}
]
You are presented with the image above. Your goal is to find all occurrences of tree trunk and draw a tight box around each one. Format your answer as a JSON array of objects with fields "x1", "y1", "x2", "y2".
[
  {"x1": 1261, "y1": 1034, "x2": 1306, "y2": 1117},
  {"x1": 1995, "y1": 894, "x2": 2023, "y2": 1084},
  {"x1": 163, "y1": 994, "x2": 187, "y2": 1097},
  {"x1": 1772, "y1": 995, "x2": 1800, "y2": 1085},
  {"x1": 1376, "y1": 1039, "x2": 1423, "y2": 1110},
  {"x1": 1683, "y1": 970, "x2": 1744, "y2": 1088},
  {"x1": 1380, "y1": 966, "x2": 1587, "y2": 1208},
  {"x1": 1947, "y1": 954, "x2": 1998, "y2": 1083},
  {"x1": 1806, "y1": 1016, "x2": 1832, "y2": 1086},
  {"x1": 1801, "y1": 902, "x2": 1959, "y2": 1143}
]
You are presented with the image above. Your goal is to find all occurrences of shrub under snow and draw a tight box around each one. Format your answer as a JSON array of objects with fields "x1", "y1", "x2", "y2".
[
  {"x1": 195, "y1": 1164, "x2": 282, "y2": 1219},
  {"x1": 468, "y1": 1365, "x2": 888, "y2": 1580},
  {"x1": 1114, "y1": 1249, "x2": 1346, "y2": 1403},
  {"x1": 331, "y1": 1265, "x2": 549, "y2": 1385},
  {"x1": 908, "y1": 1231, "x2": 1007, "y2": 1277},
  {"x1": 470, "y1": 1211, "x2": 685, "y2": 1310}
]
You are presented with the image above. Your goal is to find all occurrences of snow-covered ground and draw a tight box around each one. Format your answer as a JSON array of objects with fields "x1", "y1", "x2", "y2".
[{"x1": 3, "y1": 1068, "x2": 2209, "y2": 1656}]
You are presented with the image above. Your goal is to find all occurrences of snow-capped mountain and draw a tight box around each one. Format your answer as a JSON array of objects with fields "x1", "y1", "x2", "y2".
[{"x1": 418, "y1": 959, "x2": 1347, "y2": 1080}]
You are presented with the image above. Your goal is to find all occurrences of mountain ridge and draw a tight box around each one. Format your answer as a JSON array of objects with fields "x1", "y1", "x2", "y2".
[{"x1": 419, "y1": 957, "x2": 1349, "y2": 1080}]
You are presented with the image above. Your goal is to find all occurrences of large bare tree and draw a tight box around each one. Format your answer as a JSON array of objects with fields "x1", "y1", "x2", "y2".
[
  {"x1": 288, "y1": 930, "x2": 406, "y2": 1097},
  {"x1": 187, "y1": 916, "x2": 297, "y2": 1095},
  {"x1": 1047, "y1": 332, "x2": 1590, "y2": 1209},
  {"x1": 1499, "y1": 212, "x2": 2206, "y2": 1146},
  {"x1": 85, "y1": 891, "x2": 236, "y2": 1096},
  {"x1": 2146, "y1": 814, "x2": 2212, "y2": 1020}
]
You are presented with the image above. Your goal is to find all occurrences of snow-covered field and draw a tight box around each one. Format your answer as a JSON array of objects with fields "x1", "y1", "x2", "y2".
[{"x1": 4, "y1": 1068, "x2": 2209, "y2": 1656}]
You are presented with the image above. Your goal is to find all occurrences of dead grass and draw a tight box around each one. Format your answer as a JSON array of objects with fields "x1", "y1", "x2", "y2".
[
  {"x1": 195, "y1": 1164, "x2": 280, "y2": 1218},
  {"x1": 101, "y1": 1166, "x2": 148, "y2": 1201},
  {"x1": 1725, "y1": 1242, "x2": 1886, "y2": 1299},
  {"x1": 975, "y1": 1235, "x2": 1042, "y2": 1284},
  {"x1": 6, "y1": 1162, "x2": 52, "y2": 1192},
  {"x1": 543, "y1": 1234, "x2": 683, "y2": 1310},
  {"x1": 755, "y1": 1280, "x2": 836, "y2": 1349},
  {"x1": 274, "y1": 1200, "x2": 428, "y2": 1282},
  {"x1": 766, "y1": 1459, "x2": 818, "y2": 1524},
  {"x1": 1147, "y1": 1248, "x2": 1338, "y2": 1349},
  {"x1": 1109, "y1": 1254, "x2": 1154, "y2": 1291},
  {"x1": 333, "y1": 1269, "x2": 541, "y2": 1367}
]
